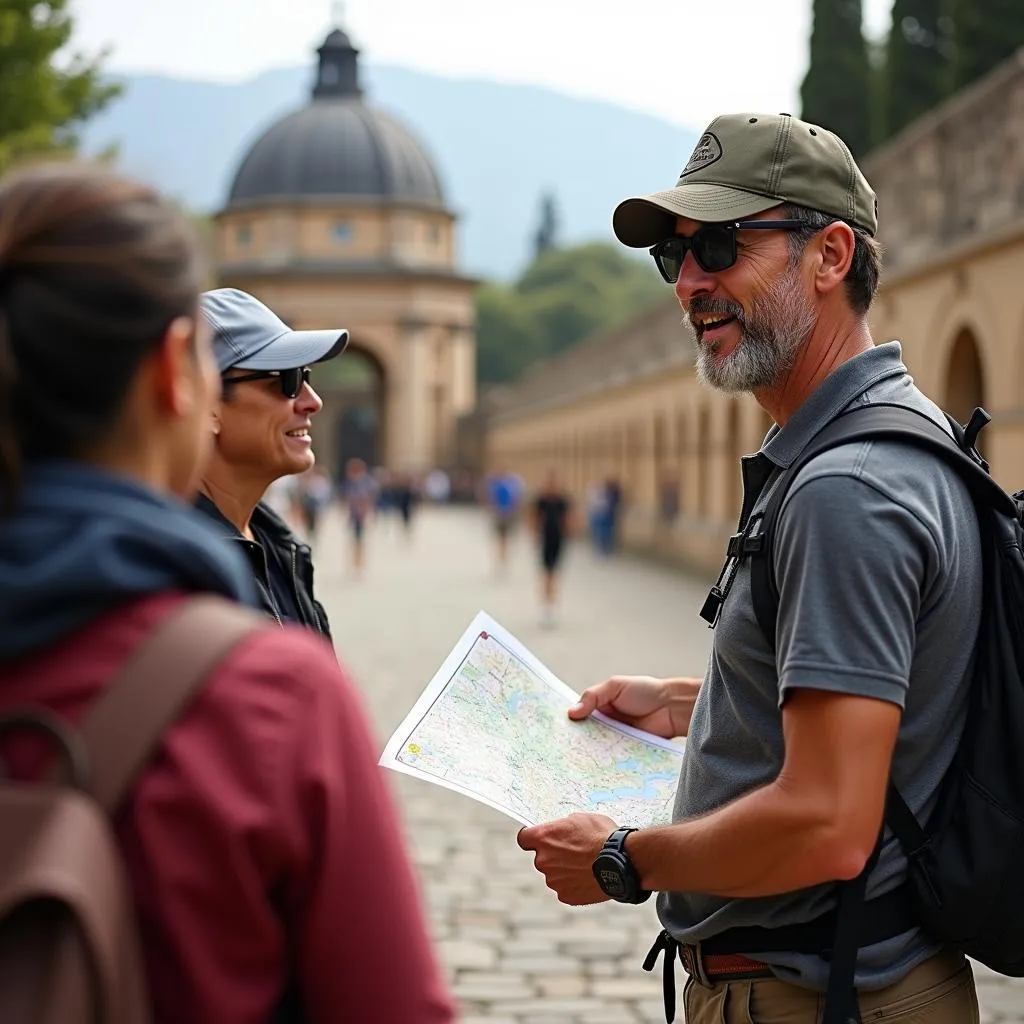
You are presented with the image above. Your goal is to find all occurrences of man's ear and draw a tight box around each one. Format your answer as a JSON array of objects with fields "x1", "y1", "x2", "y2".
[
  {"x1": 813, "y1": 221, "x2": 856, "y2": 299},
  {"x1": 153, "y1": 316, "x2": 198, "y2": 416}
]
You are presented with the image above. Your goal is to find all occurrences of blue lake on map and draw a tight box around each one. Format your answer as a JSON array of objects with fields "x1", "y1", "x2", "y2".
[{"x1": 587, "y1": 772, "x2": 680, "y2": 804}]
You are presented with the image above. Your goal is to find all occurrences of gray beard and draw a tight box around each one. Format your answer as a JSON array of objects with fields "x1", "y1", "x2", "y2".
[{"x1": 694, "y1": 266, "x2": 817, "y2": 393}]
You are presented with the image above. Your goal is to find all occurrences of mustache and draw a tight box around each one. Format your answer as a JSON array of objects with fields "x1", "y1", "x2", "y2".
[{"x1": 686, "y1": 296, "x2": 746, "y2": 323}]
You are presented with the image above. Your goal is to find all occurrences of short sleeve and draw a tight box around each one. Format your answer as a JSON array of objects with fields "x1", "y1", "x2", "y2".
[{"x1": 773, "y1": 471, "x2": 939, "y2": 708}]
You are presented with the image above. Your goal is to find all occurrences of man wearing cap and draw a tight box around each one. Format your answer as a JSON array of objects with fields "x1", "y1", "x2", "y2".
[
  {"x1": 518, "y1": 113, "x2": 980, "y2": 1022},
  {"x1": 195, "y1": 287, "x2": 349, "y2": 637}
]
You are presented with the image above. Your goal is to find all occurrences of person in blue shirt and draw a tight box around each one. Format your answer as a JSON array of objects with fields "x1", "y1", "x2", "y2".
[{"x1": 482, "y1": 467, "x2": 525, "y2": 572}]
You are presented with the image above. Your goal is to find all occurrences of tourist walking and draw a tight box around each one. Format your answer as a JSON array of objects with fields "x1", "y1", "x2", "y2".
[
  {"x1": 532, "y1": 470, "x2": 574, "y2": 627},
  {"x1": 482, "y1": 465, "x2": 525, "y2": 573},
  {"x1": 294, "y1": 467, "x2": 333, "y2": 542},
  {"x1": 341, "y1": 457, "x2": 377, "y2": 576},
  {"x1": 518, "y1": 113, "x2": 981, "y2": 1022},
  {"x1": 391, "y1": 470, "x2": 418, "y2": 539}
]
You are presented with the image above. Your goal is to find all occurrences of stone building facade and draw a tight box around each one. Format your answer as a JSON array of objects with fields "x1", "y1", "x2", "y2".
[
  {"x1": 482, "y1": 49, "x2": 1024, "y2": 575},
  {"x1": 215, "y1": 28, "x2": 476, "y2": 478}
]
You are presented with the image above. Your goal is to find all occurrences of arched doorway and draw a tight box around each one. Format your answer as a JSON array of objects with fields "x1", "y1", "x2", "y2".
[
  {"x1": 315, "y1": 347, "x2": 386, "y2": 476},
  {"x1": 945, "y1": 328, "x2": 986, "y2": 428},
  {"x1": 726, "y1": 401, "x2": 742, "y2": 517},
  {"x1": 697, "y1": 405, "x2": 710, "y2": 517}
]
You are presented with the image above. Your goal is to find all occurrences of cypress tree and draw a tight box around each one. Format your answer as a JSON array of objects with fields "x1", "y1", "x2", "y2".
[
  {"x1": 532, "y1": 191, "x2": 559, "y2": 261},
  {"x1": 951, "y1": 0, "x2": 1024, "y2": 92},
  {"x1": 801, "y1": 0, "x2": 873, "y2": 156},
  {"x1": 883, "y1": 0, "x2": 954, "y2": 139}
]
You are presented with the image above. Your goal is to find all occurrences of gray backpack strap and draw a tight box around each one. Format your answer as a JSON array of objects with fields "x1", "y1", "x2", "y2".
[{"x1": 79, "y1": 595, "x2": 264, "y2": 815}]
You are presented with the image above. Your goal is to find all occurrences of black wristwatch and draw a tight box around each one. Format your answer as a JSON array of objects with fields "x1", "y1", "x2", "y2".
[{"x1": 592, "y1": 826, "x2": 651, "y2": 904}]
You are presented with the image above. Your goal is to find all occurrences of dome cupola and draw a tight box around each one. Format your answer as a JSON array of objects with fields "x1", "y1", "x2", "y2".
[{"x1": 225, "y1": 25, "x2": 446, "y2": 209}]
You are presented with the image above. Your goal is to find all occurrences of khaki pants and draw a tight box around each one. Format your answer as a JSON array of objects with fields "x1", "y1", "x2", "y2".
[{"x1": 683, "y1": 948, "x2": 978, "y2": 1023}]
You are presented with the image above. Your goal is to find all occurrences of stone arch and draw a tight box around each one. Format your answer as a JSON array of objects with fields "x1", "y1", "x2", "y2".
[
  {"x1": 653, "y1": 411, "x2": 679, "y2": 527},
  {"x1": 674, "y1": 409, "x2": 688, "y2": 511},
  {"x1": 674, "y1": 410, "x2": 687, "y2": 461},
  {"x1": 944, "y1": 327, "x2": 988, "y2": 428},
  {"x1": 924, "y1": 283, "x2": 998, "y2": 404},
  {"x1": 1014, "y1": 302, "x2": 1024, "y2": 403},
  {"x1": 625, "y1": 420, "x2": 644, "y2": 498},
  {"x1": 726, "y1": 400, "x2": 742, "y2": 516},
  {"x1": 315, "y1": 342, "x2": 388, "y2": 477},
  {"x1": 613, "y1": 425, "x2": 627, "y2": 484},
  {"x1": 697, "y1": 404, "x2": 711, "y2": 517},
  {"x1": 653, "y1": 412, "x2": 669, "y2": 474}
]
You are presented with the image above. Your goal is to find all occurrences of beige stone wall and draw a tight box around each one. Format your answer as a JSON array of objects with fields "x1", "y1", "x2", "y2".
[
  {"x1": 216, "y1": 203, "x2": 455, "y2": 271},
  {"x1": 482, "y1": 50, "x2": 1024, "y2": 576}
]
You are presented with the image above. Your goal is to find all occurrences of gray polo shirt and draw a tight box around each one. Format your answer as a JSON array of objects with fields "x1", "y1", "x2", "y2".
[{"x1": 658, "y1": 341, "x2": 982, "y2": 991}]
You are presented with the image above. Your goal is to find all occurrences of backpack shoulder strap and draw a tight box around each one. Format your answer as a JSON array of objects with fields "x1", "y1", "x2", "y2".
[
  {"x1": 749, "y1": 402, "x2": 1011, "y2": 651},
  {"x1": 79, "y1": 595, "x2": 265, "y2": 815}
]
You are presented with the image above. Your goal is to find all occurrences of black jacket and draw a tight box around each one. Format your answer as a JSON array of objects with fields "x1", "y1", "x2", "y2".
[{"x1": 194, "y1": 493, "x2": 332, "y2": 640}]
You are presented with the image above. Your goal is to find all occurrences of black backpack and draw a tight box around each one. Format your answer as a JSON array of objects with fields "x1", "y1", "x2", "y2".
[{"x1": 661, "y1": 403, "x2": 1024, "y2": 1024}]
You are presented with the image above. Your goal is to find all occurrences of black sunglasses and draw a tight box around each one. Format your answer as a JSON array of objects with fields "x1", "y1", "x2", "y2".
[
  {"x1": 649, "y1": 220, "x2": 805, "y2": 282},
  {"x1": 223, "y1": 366, "x2": 312, "y2": 399}
]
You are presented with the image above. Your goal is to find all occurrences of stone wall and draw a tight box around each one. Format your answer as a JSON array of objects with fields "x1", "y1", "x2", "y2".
[{"x1": 865, "y1": 49, "x2": 1024, "y2": 276}]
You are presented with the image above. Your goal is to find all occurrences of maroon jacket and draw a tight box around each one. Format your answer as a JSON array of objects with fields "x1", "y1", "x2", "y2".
[{"x1": 0, "y1": 591, "x2": 454, "y2": 1024}]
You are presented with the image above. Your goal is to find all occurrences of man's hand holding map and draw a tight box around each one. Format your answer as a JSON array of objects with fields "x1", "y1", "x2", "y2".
[{"x1": 379, "y1": 611, "x2": 686, "y2": 828}]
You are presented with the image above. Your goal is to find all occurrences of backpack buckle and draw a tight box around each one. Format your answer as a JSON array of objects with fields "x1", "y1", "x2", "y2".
[{"x1": 726, "y1": 532, "x2": 766, "y2": 558}]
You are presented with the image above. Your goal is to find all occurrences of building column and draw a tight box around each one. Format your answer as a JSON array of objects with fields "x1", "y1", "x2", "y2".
[
  {"x1": 399, "y1": 317, "x2": 431, "y2": 471},
  {"x1": 449, "y1": 322, "x2": 476, "y2": 418}
]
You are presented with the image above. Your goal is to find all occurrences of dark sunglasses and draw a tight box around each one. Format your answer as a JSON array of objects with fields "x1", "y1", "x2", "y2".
[
  {"x1": 223, "y1": 366, "x2": 312, "y2": 399},
  {"x1": 649, "y1": 219, "x2": 805, "y2": 282}
]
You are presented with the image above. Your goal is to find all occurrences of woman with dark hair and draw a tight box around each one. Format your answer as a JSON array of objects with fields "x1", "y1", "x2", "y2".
[{"x1": 0, "y1": 163, "x2": 452, "y2": 1023}]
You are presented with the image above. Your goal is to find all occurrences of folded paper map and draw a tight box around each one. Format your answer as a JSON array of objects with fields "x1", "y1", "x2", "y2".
[{"x1": 379, "y1": 611, "x2": 685, "y2": 827}]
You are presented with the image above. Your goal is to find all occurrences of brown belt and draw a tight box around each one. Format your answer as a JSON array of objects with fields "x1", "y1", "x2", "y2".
[{"x1": 680, "y1": 944, "x2": 775, "y2": 985}]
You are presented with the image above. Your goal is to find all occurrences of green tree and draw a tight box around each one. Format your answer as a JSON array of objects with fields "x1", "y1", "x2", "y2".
[
  {"x1": 475, "y1": 242, "x2": 665, "y2": 385},
  {"x1": 475, "y1": 283, "x2": 543, "y2": 385},
  {"x1": 0, "y1": 0, "x2": 120, "y2": 173},
  {"x1": 950, "y1": 0, "x2": 1024, "y2": 92},
  {"x1": 532, "y1": 191, "x2": 559, "y2": 261},
  {"x1": 801, "y1": 0, "x2": 874, "y2": 155},
  {"x1": 883, "y1": 0, "x2": 954, "y2": 139},
  {"x1": 867, "y1": 33, "x2": 889, "y2": 149}
]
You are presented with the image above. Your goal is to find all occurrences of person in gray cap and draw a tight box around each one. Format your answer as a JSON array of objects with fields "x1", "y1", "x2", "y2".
[
  {"x1": 518, "y1": 113, "x2": 981, "y2": 1023},
  {"x1": 195, "y1": 287, "x2": 349, "y2": 637}
]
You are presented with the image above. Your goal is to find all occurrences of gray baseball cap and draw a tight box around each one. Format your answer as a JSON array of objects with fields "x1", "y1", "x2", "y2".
[{"x1": 200, "y1": 288, "x2": 349, "y2": 373}]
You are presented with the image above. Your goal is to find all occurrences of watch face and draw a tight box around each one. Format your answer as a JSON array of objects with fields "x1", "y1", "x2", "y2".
[{"x1": 594, "y1": 857, "x2": 629, "y2": 899}]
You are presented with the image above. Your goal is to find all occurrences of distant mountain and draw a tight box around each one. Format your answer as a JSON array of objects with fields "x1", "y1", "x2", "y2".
[{"x1": 79, "y1": 64, "x2": 696, "y2": 280}]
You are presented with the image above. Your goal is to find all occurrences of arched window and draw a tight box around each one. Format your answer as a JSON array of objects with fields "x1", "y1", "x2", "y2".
[
  {"x1": 945, "y1": 328, "x2": 987, "y2": 429},
  {"x1": 697, "y1": 405, "x2": 711, "y2": 517},
  {"x1": 726, "y1": 401, "x2": 742, "y2": 517}
]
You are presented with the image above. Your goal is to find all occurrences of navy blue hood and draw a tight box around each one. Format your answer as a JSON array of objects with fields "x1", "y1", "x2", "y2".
[{"x1": 0, "y1": 462, "x2": 258, "y2": 661}]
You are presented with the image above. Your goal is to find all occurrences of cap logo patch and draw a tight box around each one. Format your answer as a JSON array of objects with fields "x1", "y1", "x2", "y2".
[{"x1": 680, "y1": 133, "x2": 723, "y2": 178}]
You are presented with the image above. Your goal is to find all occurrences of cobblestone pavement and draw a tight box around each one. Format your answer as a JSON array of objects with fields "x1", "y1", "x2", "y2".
[{"x1": 316, "y1": 504, "x2": 1024, "y2": 1023}]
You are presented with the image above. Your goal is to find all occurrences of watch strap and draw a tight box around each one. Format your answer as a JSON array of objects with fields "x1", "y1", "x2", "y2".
[{"x1": 604, "y1": 826, "x2": 641, "y2": 856}]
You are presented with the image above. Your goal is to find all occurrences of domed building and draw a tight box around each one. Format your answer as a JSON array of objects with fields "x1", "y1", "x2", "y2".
[{"x1": 215, "y1": 26, "x2": 476, "y2": 477}]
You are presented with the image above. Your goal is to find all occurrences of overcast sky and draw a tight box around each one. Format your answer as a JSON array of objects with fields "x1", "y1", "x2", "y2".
[{"x1": 69, "y1": 0, "x2": 894, "y2": 130}]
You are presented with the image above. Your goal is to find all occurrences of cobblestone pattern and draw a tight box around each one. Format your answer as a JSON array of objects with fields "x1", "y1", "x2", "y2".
[{"x1": 318, "y1": 506, "x2": 1024, "y2": 1022}]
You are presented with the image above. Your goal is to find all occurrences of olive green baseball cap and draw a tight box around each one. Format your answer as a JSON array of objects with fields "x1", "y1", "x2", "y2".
[{"x1": 613, "y1": 112, "x2": 877, "y2": 247}]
